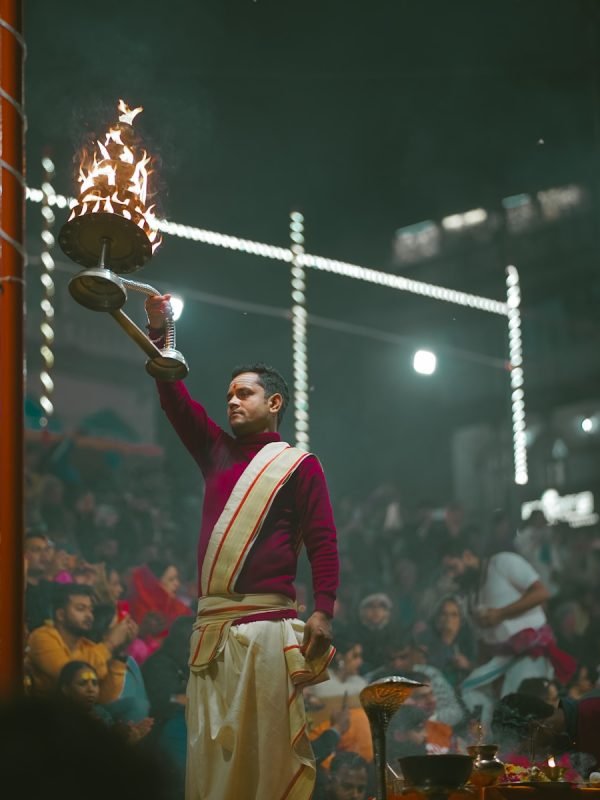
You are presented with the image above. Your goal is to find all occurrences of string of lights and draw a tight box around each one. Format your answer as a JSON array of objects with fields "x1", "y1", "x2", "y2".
[
  {"x1": 506, "y1": 265, "x2": 528, "y2": 485},
  {"x1": 26, "y1": 185, "x2": 524, "y2": 483},
  {"x1": 289, "y1": 211, "x2": 309, "y2": 451},
  {"x1": 25, "y1": 187, "x2": 507, "y2": 314},
  {"x1": 38, "y1": 161, "x2": 57, "y2": 427}
]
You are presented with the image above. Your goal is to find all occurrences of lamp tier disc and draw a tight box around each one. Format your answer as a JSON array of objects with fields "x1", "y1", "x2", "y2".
[{"x1": 59, "y1": 212, "x2": 152, "y2": 274}]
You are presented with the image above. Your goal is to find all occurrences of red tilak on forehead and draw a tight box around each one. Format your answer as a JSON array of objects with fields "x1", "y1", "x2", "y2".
[{"x1": 228, "y1": 375, "x2": 260, "y2": 391}]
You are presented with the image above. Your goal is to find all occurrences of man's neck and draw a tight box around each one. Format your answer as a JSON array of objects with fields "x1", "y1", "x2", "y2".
[{"x1": 56, "y1": 623, "x2": 82, "y2": 652}]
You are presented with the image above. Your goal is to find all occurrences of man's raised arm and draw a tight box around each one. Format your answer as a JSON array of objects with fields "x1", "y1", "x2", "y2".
[{"x1": 145, "y1": 293, "x2": 222, "y2": 469}]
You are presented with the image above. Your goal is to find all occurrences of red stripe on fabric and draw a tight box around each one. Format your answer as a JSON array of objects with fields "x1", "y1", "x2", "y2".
[
  {"x1": 207, "y1": 621, "x2": 228, "y2": 661},
  {"x1": 283, "y1": 644, "x2": 302, "y2": 653},
  {"x1": 227, "y1": 455, "x2": 306, "y2": 592},
  {"x1": 292, "y1": 724, "x2": 306, "y2": 747},
  {"x1": 191, "y1": 625, "x2": 207, "y2": 664},
  {"x1": 201, "y1": 605, "x2": 264, "y2": 616},
  {"x1": 281, "y1": 765, "x2": 306, "y2": 800},
  {"x1": 288, "y1": 689, "x2": 297, "y2": 707},
  {"x1": 206, "y1": 447, "x2": 288, "y2": 591}
]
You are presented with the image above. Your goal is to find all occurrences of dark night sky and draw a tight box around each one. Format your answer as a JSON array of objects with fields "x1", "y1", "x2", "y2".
[{"x1": 24, "y1": 1, "x2": 600, "y2": 501}]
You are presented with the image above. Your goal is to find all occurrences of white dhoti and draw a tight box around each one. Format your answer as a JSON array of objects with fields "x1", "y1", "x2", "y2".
[{"x1": 186, "y1": 595, "x2": 334, "y2": 800}]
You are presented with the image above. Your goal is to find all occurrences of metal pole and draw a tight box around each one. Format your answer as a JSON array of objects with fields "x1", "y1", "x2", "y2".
[{"x1": 0, "y1": 0, "x2": 25, "y2": 698}]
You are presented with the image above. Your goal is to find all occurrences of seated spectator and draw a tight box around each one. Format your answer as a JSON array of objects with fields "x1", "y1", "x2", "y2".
[
  {"x1": 24, "y1": 531, "x2": 54, "y2": 631},
  {"x1": 403, "y1": 670, "x2": 457, "y2": 754},
  {"x1": 312, "y1": 630, "x2": 368, "y2": 699},
  {"x1": 143, "y1": 615, "x2": 194, "y2": 798},
  {"x1": 518, "y1": 677, "x2": 561, "y2": 707},
  {"x1": 387, "y1": 704, "x2": 428, "y2": 762},
  {"x1": 416, "y1": 595, "x2": 476, "y2": 688},
  {"x1": 366, "y1": 630, "x2": 464, "y2": 728},
  {"x1": 492, "y1": 691, "x2": 600, "y2": 773},
  {"x1": 568, "y1": 664, "x2": 596, "y2": 701},
  {"x1": 314, "y1": 751, "x2": 371, "y2": 800},
  {"x1": 58, "y1": 660, "x2": 154, "y2": 744},
  {"x1": 305, "y1": 690, "x2": 351, "y2": 764},
  {"x1": 387, "y1": 557, "x2": 419, "y2": 629},
  {"x1": 57, "y1": 660, "x2": 113, "y2": 723},
  {"x1": 310, "y1": 631, "x2": 373, "y2": 766},
  {"x1": 44, "y1": 541, "x2": 78, "y2": 584},
  {"x1": 128, "y1": 560, "x2": 192, "y2": 628},
  {"x1": 90, "y1": 603, "x2": 151, "y2": 724},
  {"x1": 106, "y1": 566, "x2": 125, "y2": 605},
  {"x1": 27, "y1": 583, "x2": 136, "y2": 702},
  {"x1": 354, "y1": 593, "x2": 395, "y2": 675},
  {"x1": 0, "y1": 695, "x2": 168, "y2": 800},
  {"x1": 553, "y1": 600, "x2": 593, "y2": 667}
]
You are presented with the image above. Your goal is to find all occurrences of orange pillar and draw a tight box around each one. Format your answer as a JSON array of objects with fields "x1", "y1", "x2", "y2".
[{"x1": 0, "y1": 0, "x2": 25, "y2": 698}]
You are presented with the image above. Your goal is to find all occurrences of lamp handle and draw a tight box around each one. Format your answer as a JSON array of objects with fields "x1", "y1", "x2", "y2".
[{"x1": 120, "y1": 277, "x2": 176, "y2": 351}]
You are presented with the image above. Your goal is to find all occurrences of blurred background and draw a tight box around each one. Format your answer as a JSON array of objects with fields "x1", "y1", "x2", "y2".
[{"x1": 24, "y1": 0, "x2": 600, "y2": 522}]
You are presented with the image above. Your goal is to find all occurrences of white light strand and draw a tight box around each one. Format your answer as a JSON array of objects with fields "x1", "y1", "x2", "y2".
[
  {"x1": 506, "y1": 265, "x2": 528, "y2": 486},
  {"x1": 290, "y1": 211, "x2": 309, "y2": 451},
  {"x1": 25, "y1": 186, "x2": 506, "y2": 314},
  {"x1": 38, "y1": 161, "x2": 57, "y2": 426},
  {"x1": 297, "y1": 254, "x2": 508, "y2": 316}
]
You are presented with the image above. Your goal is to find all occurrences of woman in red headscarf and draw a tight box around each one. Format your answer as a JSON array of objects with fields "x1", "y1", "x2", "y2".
[{"x1": 127, "y1": 560, "x2": 192, "y2": 630}]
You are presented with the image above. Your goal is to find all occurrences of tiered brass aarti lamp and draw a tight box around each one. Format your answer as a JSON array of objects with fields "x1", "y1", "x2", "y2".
[{"x1": 58, "y1": 100, "x2": 188, "y2": 381}]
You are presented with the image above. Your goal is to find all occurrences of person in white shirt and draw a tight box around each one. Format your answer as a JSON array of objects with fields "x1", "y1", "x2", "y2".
[{"x1": 443, "y1": 544, "x2": 575, "y2": 731}]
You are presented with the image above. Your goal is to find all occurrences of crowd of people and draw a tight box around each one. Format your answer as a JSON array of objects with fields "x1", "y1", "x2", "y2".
[{"x1": 19, "y1": 435, "x2": 600, "y2": 800}]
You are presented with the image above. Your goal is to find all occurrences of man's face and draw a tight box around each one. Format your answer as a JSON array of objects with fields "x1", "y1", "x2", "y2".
[
  {"x1": 226, "y1": 373, "x2": 280, "y2": 436},
  {"x1": 406, "y1": 685, "x2": 436, "y2": 718},
  {"x1": 387, "y1": 646, "x2": 414, "y2": 673},
  {"x1": 330, "y1": 766, "x2": 368, "y2": 800},
  {"x1": 59, "y1": 595, "x2": 94, "y2": 636},
  {"x1": 24, "y1": 536, "x2": 51, "y2": 576},
  {"x1": 360, "y1": 601, "x2": 390, "y2": 629},
  {"x1": 436, "y1": 600, "x2": 461, "y2": 638}
]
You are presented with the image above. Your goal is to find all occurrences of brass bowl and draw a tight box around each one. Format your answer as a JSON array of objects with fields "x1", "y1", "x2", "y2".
[{"x1": 399, "y1": 755, "x2": 475, "y2": 790}]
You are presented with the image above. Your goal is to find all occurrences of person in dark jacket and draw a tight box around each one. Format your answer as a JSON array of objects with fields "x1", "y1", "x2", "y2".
[{"x1": 142, "y1": 615, "x2": 194, "y2": 797}]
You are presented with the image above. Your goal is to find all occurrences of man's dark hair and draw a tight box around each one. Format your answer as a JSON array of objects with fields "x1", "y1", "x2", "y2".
[
  {"x1": 52, "y1": 583, "x2": 95, "y2": 616},
  {"x1": 330, "y1": 751, "x2": 369, "y2": 776},
  {"x1": 231, "y1": 363, "x2": 290, "y2": 425}
]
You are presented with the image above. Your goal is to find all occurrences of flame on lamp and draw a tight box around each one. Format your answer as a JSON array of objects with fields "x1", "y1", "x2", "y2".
[
  {"x1": 547, "y1": 757, "x2": 556, "y2": 768},
  {"x1": 68, "y1": 99, "x2": 162, "y2": 253}
]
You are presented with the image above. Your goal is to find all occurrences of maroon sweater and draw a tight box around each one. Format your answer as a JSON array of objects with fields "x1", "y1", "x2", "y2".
[{"x1": 155, "y1": 380, "x2": 339, "y2": 620}]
